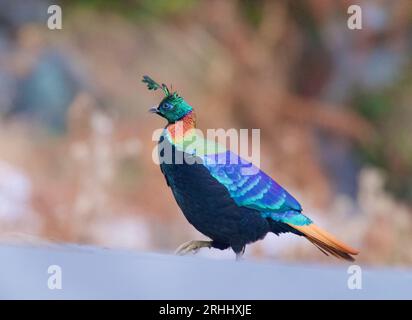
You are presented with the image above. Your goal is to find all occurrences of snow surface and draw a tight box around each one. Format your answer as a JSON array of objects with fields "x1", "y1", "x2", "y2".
[{"x1": 0, "y1": 243, "x2": 410, "y2": 299}]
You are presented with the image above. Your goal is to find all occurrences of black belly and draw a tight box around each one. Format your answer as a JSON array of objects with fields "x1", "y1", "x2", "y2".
[{"x1": 159, "y1": 143, "x2": 270, "y2": 252}]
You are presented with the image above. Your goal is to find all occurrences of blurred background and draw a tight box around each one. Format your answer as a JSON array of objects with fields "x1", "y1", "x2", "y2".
[{"x1": 0, "y1": 0, "x2": 411, "y2": 266}]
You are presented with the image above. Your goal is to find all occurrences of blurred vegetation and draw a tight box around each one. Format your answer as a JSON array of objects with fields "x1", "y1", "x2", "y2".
[
  {"x1": 64, "y1": 0, "x2": 197, "y2": 20},
  {"x1": 1, "y1": 0, "x2": 412, "y2": 265},
  {"x1": 353, "y1": 70, "x2": 412, "y2": 201}
]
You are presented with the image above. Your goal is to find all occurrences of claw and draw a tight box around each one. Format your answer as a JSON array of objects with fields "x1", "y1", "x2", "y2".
[
  {"x1": 235, "y1": 246, "x2": 245, "y2": 261},
  {"x1": 175, "y1": 240, "x2": 212, "y2": 255}
]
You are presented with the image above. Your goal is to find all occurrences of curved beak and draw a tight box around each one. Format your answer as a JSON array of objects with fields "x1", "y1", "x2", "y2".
[{"x1": 148, "y1": 105, "x2": 159, "y2": 114}]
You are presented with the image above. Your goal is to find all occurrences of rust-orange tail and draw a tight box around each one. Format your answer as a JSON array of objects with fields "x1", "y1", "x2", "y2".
[{"x1": 288, "y1": 223, "x2": 359, "y2": 262}]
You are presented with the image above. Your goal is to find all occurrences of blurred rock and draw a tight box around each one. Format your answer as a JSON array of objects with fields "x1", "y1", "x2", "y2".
[
  {"x1": 0, "y1": 0, "x2": 49, "y2": 32},
  {"x1": 10, "y1": 50, "x2": 84, "y2": 133}
]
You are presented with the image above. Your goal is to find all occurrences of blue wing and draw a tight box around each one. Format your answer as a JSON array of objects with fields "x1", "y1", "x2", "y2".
[{"x1": 202, "y1": 151, "x2": 312, "y2": 226}]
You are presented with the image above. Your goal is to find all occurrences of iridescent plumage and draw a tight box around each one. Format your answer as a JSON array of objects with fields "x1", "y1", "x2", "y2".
[
  {"x1": 202, "y1": 151, "x2": 311, "y2": 226},
  {"x1": 144, "y1": 75, "x2": 359, "y2": 261}
]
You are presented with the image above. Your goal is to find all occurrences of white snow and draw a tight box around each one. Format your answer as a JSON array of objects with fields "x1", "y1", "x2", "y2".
[{"x1": 0, "y1": 243, "x2": 410, "y2": 299}]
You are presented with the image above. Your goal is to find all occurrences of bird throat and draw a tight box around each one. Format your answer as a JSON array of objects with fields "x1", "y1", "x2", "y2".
[
  {"x1": 163, "y1": 111, "x2": 226, "y2": 156},
  {"x1": 166, "y1": 111, "x2": 196, "y2": 144}
]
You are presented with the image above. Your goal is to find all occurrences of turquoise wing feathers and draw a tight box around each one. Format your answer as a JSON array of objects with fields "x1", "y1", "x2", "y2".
[{"x1": 202, "y1": 151, "x2": 312, "y2": 226}]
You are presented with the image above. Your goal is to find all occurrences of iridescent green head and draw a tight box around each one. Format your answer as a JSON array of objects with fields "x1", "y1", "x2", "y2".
[{"x1": 143, "y1": 75, "x2": 193, "y2": 123}]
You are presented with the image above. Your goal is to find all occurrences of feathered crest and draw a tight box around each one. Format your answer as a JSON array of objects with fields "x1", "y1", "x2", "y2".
[{"x1": 142, "y1": 75, "x2": 171, "y2": 97}]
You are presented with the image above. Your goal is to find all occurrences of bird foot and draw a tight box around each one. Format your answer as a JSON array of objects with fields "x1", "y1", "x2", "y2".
[
  {"x1": 235, "y1": 246, "x2": 245, "y2": 261},
  {"x1": 175, "y1": 240, "x2": 212, "y2": 255}
]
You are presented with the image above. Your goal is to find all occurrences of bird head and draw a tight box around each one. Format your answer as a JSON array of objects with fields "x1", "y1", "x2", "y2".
[{"x1": 143, "y1": 75, "x2": 193, "y2": 123}]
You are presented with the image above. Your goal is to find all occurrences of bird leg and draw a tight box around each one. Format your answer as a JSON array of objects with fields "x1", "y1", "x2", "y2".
[
  {"x1": 235, "y1": 246, "x2": 246, "y2": 261},
  {"x1": 175, "y1": 240, "x2": 213, "y2": 255}
]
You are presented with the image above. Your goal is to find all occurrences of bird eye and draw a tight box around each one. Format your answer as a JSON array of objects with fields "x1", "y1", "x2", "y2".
[{"x1": 162, "y1": 103, "x2": 173, "y2": 111}]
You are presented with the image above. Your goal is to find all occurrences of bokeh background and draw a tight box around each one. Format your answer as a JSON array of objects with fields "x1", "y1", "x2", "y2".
[{"x1": 0, "y1": 0, "x2": 411, "y2": 266}]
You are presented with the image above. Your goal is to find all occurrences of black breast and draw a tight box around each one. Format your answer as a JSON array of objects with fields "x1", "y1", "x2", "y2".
[{"x1": 158, "y1": 136, "x2": 270, "y2": 250}]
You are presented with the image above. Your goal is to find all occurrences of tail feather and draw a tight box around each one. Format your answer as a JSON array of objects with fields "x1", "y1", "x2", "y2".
[{"x1": 288, "y1": 223, "x2": 359, "y2": 262}]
